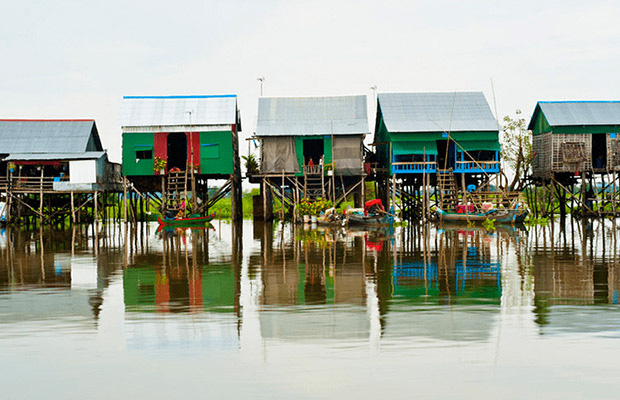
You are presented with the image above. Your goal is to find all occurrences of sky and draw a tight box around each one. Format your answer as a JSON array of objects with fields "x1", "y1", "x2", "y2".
[{"x1": 1, "y1": 0, "x2": 620, "y2": 163}]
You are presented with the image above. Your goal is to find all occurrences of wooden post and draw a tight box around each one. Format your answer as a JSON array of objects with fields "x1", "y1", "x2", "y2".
[
  {"x1": 461, "y1": 172, "x2": 466, "y2": 206},
  {"x1": 231, "y1": 123, "x2": 243, "y2": 222},
  {"x1": 581, "y1": 172, "x2": 586, "y2": 217},
  {"x1": 39, "y1": 168, "x2": 44, "y2": 227},
  {"x1": 391, "y1": 173, "x2": 396, "y2": 213},
  {"x1": 161, "y1": 175, "x2": 166, "y2": 213},
  {"x1": 263, "y1": 179, "x2": 268, "y2": 221},
  {"x1": 281, "y1": 170, "x2": 285, "y2": 220},
  {"x1": 123, "y1": 177, "x2": 128, "y2": 223},
  {"x1": 94, "y1": 191, "x2": 98, "y2": 223},
  {"x1": 70, "y1": 191, "x2": 75, "y2": 225}
]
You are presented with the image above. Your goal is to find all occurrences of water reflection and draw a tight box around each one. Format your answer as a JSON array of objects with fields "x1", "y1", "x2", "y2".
[{"x1": 0, "y1": 219, "x2": 619, "y2": 339}]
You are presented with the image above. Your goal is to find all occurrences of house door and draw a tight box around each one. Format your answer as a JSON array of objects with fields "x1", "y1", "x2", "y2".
[
  {"x1": 303, "y1": 139, "x2": 324, "y2": 165},
  {"x1": 435, "y1": 140, "x2": 455, "y2": 170},
  {"x1": 592, "y1": 134, "x2": 607, "y2": 170},
  {"x1": 167, "y1": 132, "x2": 187, "y2": 170}
]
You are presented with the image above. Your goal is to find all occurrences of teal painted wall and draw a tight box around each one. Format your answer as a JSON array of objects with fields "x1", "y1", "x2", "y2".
[
  {"x1": 122, "y1": 132, "x2": 155, "y2": 176},
  {"x1": 199, "y1": 131, "x2": 233, "y2": 174},
  {"x1": 122, "y1": 130, "x2": 234, "y2": 176},
  {"x1": 531, "y1": 110, "x2": 552, "y2": 135}
]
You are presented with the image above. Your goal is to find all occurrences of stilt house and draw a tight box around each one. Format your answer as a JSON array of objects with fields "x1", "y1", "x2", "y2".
[
  {"x1": 0, "y1": 119, "x2": 121, "y2": 224},
  {"x1": 529, "y1": 101, "x2": 620, "y2": 177},
  {"x1": 255, "y1": 95, "x2": 368, "y2": 213},
  {"x1": 375, "y1": 92, "x2": 500, "y2": 177},
  {"x1": 0, "y1": 119, "x2": 120, "y2": 191},
  {"x1": 119, "y1": 95, "x2": 243, "y2": 219}
]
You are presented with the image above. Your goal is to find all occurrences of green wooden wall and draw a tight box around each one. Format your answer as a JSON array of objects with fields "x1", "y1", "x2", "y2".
[
  {"x1": 122, "y1": 130, "x2": 234, "y2": 176},
  {"x1": 122, "y1": 132, "x2": 155, "y2": 176},
  {"x1": 199, "y1": 131, "x2": 234, "y2": 174}
]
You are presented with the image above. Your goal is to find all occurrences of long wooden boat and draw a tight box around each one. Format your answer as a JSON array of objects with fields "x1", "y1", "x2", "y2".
[
  {"x1": 346, "y1": 213, "x2": 394, "y2": 226},
  {"x1": 436, "y1": 208, "x2": 527, "y2": 224},
  {"x1": 157, "y1": 212, "x2": 216, "y2": 226}
]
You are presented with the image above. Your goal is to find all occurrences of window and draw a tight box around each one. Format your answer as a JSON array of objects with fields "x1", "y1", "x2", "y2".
[{"x1": 136, "y1": 150, "x2": 153, "y2": 160}]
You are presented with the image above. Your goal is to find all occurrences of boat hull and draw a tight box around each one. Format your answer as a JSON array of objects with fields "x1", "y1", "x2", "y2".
[
  {"x1": 437, "y1": 209, "x2": 527, "y2": 224},
  {"x1": 157, "y1": 212, "x2": 216, "y2": 226},
  {"x1": 346, "y1": 213, "x2": 393, "y2": 226}
]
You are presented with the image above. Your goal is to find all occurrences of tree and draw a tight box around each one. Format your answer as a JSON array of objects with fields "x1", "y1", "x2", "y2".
[{"x1": 501, "y1": 110, "x2": 532, "y2": 192}]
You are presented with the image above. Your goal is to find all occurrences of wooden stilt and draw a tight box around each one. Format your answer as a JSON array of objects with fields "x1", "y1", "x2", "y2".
[
  {"x1": 39, "y1": 168, "x2": 44, "y2": 227},
  {"x1": 70, "y1": 191, "x2": 75, "y2": 225},
  {"x1": 123, "y1": 177, "x2": 128, "y2": 223},
  {"x1": 94, "y1": 191, "x2": 98, "y2": 223}
]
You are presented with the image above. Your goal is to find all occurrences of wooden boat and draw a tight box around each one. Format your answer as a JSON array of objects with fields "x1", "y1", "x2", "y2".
[
  {"x1": 157, "y1": 212, "x2": 216, "y2": 226},
  {"x1": 346, "y1": 212, "x2": 394, "y2": 226},
  {"x1": 436, "y1": 208, "x2": 527, "y2": 224},
  {"x1": 343, "y1": 199, "x2": 394, "y2": 227}
]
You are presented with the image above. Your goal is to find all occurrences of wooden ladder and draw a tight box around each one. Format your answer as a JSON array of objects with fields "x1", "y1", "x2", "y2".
[
  {"x1": 165, "y1": 171, "x2": 188, "y2": 211},
  {"x1": 303, "y1": 166, "x2": 325, "y2": 199},
  {"x1": 437, "y1": 169, "x2": 458, "y2": 211}
]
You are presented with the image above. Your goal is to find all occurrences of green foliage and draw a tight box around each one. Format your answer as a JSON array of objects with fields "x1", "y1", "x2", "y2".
[
  {"x1": 482, "y1": 218, "x2": 496, "y2": 231},
  {"x1": 524, "y1": 216, "x2": 549, "y2": 226},
  {"x1": 298, "y1": 197, "x2": 333, "y2": 216},
  {"x1": 502, "y1": 110, "x2": 533, "y2": 192},
  {"x1": 154, "y1": 157, "x2": 167, "y2": 171},
  {"x1": 242, "y1": 154, "x2": 259, "y2": 175}
]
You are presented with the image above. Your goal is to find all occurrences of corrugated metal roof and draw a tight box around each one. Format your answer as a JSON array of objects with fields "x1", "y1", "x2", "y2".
[
  {"x1": 119, "y1": 95, "x2": 238, "y2": 128},
  {"x1": 256, "y1": 95, "x2": 368, "y2": 136},
  {"x1": 537, "y1": 101, "x2": 620, "y2": 126},
  {"x1": 377, "y1": 92, "x2": 498, "y2": 133},
  {"x1": 5, "y1": 151, "x2": 106, "y2": 161},
  {"x1": 0, "y1": 120, "x2": 97, "y2": 154}
]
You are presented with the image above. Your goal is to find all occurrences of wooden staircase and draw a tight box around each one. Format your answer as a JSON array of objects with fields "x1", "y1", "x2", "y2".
[
  {"x1": 164, "y1": 171, "x2": 188, "y2": 211},
  {"x1": 437, "y1": 169, "x2": 458, "y2": 211},
  {"x1": 303, "y1": 165, "x2": 325, "y2": 199}
]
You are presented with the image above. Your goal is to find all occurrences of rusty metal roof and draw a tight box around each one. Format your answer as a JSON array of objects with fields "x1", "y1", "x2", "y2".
[{"x1": 256, "y1": 95, "x2": 369, "y2": 136}]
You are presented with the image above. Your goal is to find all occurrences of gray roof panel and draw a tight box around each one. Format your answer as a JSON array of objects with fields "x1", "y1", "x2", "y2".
[
  {"x1": 119, "y1": 95, "x2": 238, "y2": 128},
  {"x1": 378, "y1": 92, "x2": 499, "y2": 133},
  {"x1": 5, "y1": 151, "x2": 106, "y2": 161},
  {"x1": 537, "y1": 101, "x2": 620, "y2": 126},
  {"x1": 0, "y1": 120, "x2": 97, "y2": 154},
  {"x1": 256, "y1": 95, "x2": 369, "y2": 136}
]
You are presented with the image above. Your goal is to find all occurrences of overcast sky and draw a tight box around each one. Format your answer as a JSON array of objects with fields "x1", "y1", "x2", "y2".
[{"x1": 1, "y1": 0, "x2": 619, "y2": 162}]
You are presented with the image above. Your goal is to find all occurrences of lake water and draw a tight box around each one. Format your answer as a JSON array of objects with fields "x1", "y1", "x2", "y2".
[{"x1": 1, "y1": 219, "x2": 620, "y2": 399}]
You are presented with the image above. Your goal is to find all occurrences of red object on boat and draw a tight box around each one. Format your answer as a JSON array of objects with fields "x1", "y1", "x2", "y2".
[
  {"x1": 456, "y1": 204, "x2": 475, "y2": 214},
  {"x1": 364, "y1": 199, "x2": 384, "y2": 215}
]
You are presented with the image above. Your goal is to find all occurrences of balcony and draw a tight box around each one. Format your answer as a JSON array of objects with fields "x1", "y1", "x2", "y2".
[
  {"x1": 392, "y1": 161, "x2": 437, "y2": 174},
  {"x1": 453, "y1": 160, "x2": 500, "y2": 173}
]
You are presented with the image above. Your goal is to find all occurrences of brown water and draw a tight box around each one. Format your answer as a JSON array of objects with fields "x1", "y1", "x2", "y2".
[{"x1": 1, "y1": 219, "x2": 620, "y2": 399}]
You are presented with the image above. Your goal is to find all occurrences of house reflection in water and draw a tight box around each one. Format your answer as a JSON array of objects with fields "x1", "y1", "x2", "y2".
[
  {"x1": 123, "y1": 228, "x2": 238, "y2": 314},
  {"x1": 0, "y1": 225, "x2": 127, "y2": 324},
  {"x1": 529, "y1": 221, "x2": 620, "y2": 330},
  {"x1": 255, "y1": 224, "x2": 376, "y2": 340},
  {"x1": 392, "y1": 228, "x2": 501, "y2": 305}
]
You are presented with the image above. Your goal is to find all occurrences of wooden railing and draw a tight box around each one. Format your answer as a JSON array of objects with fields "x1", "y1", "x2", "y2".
[
  {"x1": 303, "y1": 165, "x2": 323, "y2": 175},
  {"x1": 392, "y1": 161, "x2": 437, "y2": 173},
  {"x1": 454, "y1": 160, "x2": 500, "y2": 173},
  {"x1": 9, "y1": 176, "x2": 60, "y2": 192}
]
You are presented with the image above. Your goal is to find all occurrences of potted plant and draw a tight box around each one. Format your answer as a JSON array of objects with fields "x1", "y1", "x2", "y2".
[
  {"x1": 154, "y1": 157, "x2": 167, "y2": 174},
  {"x1": 242, "y1": 154, "x2": 260, "y2": 176}
]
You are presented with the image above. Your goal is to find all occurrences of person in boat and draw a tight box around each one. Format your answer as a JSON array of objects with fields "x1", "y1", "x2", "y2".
[{"x1": 176, "y1": 200, "x2": 187, "y2": 218}]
